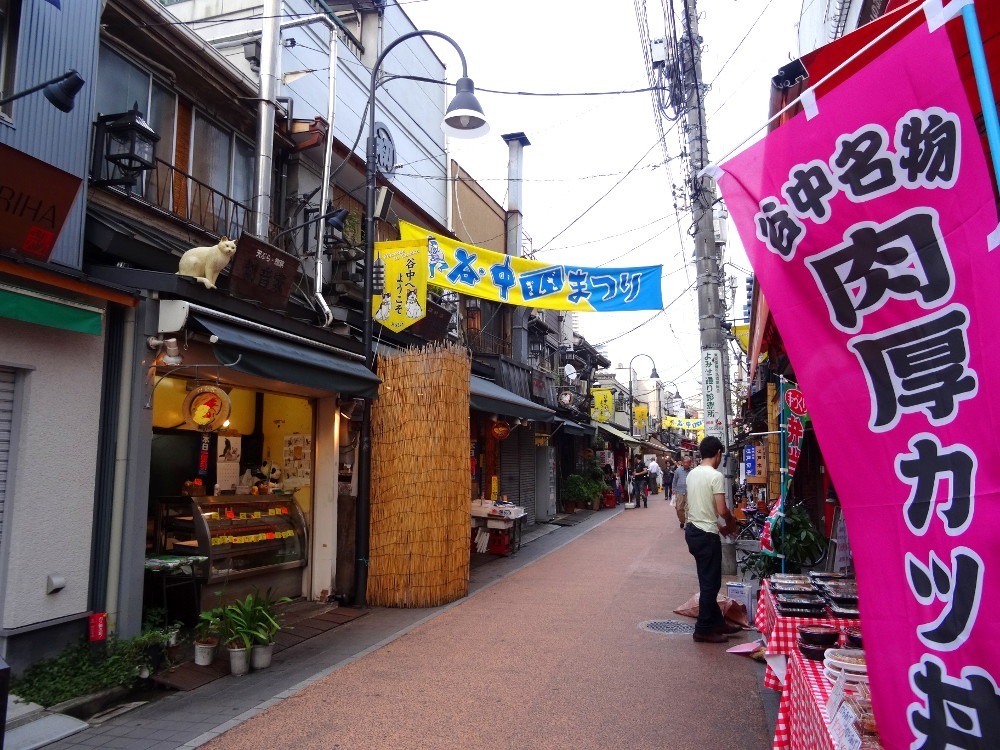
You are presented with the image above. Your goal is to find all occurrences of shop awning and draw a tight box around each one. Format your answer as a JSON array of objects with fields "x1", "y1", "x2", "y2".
[
  {"x1": 469, "y1": 375, "x2": 555, "y2": 421},
  {"x1": 555, "y1": 417, "x2": 595, "y2": 437},
  {"x1": 0, "y1": 282, "x2": 103, "y2": 335},
  {"x1": 642, "y1": 436, "x2": 672, "y2": 454},
  {"x1": 192, "y1": 314, "x2": 381, "y2": 398},
  {"x1": 595, "y1": 422, "x2": 640, "y2": 445}
]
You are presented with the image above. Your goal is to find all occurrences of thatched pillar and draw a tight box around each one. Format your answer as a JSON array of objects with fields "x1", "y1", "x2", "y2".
[{"x1": 367, "y1": 344, "x2": 472, "y2": 606}]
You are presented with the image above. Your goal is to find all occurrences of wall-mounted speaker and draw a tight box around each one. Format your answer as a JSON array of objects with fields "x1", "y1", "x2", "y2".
[{"x1": 374, "y1": 186, "x2": 394, "y2": 222}]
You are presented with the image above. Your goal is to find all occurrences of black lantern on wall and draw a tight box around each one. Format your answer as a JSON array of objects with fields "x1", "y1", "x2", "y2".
[{"x1": 91, "y1": 103, "x2": 160, "y2": 188}]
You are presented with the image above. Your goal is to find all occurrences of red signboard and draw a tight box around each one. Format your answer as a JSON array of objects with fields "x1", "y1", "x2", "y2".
[
  {"x1": 88, "y1": 612, "x2": 107, "y2": 642},
  {"x1": 0, "y1": 144, "x2": 82, "y2": 262}
]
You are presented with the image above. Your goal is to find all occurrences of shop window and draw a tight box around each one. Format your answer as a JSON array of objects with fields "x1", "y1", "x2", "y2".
[{"x1": 0, "y1": 0, "x2": 21, "y2": 121}]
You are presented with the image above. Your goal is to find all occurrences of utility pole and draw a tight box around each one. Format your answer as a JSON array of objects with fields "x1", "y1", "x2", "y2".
[{"x1": 679, "y1": 0, "x2": 731, "y2": 459}]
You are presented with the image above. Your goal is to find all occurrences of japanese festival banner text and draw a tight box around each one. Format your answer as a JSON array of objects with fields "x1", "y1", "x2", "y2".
[
  {"x1": 397, "y1": 221, "x2": 663, "y2": 312},
  {"x1": 716, "y1": 15, "x2": 1000, "y2": 750}
]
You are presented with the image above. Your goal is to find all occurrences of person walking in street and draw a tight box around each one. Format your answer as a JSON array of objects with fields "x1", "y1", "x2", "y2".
[
  {"x1": 672, "y1": 455, "x2": 693, "y2": 528},
  {"x1": 647, "y1": 456, "x2": 661, "y2": 495},
  {"x1": 630, "y1": 454, "x2": 649, "y2": 508},
  {"x1": 684, "y1": 436, "x2": 740, "y2": 643}
]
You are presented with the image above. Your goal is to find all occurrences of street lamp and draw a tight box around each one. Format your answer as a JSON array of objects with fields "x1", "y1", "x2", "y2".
[
  {"x1": 0, "y1": 69, "x2": 85, "y2": 112},
  {"x1": 628, "y1": 353, "x2": 659, "y2": 441},
  {"x1": 355, "y1": 30, "x2": 489, "y2": 607}
]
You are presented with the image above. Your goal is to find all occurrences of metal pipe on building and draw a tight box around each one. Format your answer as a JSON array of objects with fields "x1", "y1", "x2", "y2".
[
  {"x1": 252, "y1": 0, "x2": 281, "y2": 237},
  {"x1": 503, "y1": 132, "x2": 530, "y2": 363}
]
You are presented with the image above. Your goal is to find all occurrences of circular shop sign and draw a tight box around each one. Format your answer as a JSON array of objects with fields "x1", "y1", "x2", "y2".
[{"x1": 183, "y1": 385, "x2": 232, "y2": 431}]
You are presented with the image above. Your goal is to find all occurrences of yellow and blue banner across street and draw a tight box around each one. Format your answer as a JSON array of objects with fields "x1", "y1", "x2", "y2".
[{"x1": 395, "y1": 221, "x2": 663, "y2": 312}]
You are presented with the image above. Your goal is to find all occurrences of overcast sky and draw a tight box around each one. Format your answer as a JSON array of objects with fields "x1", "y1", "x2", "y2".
[{"x1": 402, "y1": 0, "x2": 803, "y2": 401}]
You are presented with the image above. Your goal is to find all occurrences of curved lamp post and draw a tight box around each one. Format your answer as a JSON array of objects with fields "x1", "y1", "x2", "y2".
[
  {"x1": 355, "y1": 31, "x2": 488, "y2": 607},
  {"x1": 628, "y1": 354, "x2": 659, "y2": 442}
]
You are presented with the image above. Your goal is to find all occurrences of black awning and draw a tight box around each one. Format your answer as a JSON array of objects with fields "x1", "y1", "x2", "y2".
[
  {"x1": 192, "y1": 314, "x2": 380, "y2": 398},
  {"x1": 470, "y1": 375, "x2": 555, "y2": 421},
  {"x1": 556, "y1": 417, "x2": 595, "y2": 437}
]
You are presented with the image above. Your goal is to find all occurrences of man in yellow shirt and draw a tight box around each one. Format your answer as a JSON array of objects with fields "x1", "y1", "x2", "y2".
[{"x1": 684, "y1": 436, "x2": 740, "y2": 643}]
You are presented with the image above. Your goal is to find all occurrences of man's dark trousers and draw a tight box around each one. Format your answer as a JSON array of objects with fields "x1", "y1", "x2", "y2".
[{"x1": 684, "y1": 524, "x2": 724, "y2": 634}]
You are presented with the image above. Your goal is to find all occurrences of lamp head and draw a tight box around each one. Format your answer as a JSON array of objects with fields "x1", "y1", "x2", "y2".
[
  {"x1": 43, "y1": 71, "x2": 85, "y2": 113},
  {"x1": 650, "y1": 366, "x2": 660, "y2": 379},
  {"x1": 442, "y1": 77, "x2": 489, "y2": 139}
]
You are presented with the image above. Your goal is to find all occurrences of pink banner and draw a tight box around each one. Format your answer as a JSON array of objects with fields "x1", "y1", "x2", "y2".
[{"x1": 717, "y1": 15, "x2": 1000, "y2": 750}]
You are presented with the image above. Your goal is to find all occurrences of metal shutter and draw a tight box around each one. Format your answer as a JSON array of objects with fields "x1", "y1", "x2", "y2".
[
  {"x1": 0, "y1": 367, "x2": 14, "y2": 543},
  {"x1": 517, "y1": 431, "x2": 536, "y2": 525}
]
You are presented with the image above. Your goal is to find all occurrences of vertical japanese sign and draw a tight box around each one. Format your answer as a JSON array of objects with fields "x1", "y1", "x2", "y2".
[
  {"x1": 780, "y1": 381, "x2": 810, "y2": 498},
  {"x1": 716, "y1": 15, "x2": 1000, "y2": 750},
  {"x1": 701, "y1": 349, "x2": 726, "y2": 443},
  {"x1": 370, "y1": 240, "x2": 427, "y2": 332},
  {"x1": 633, "y1": 404, "x2": 648, "y2": 433},
  {"x1": 591, "y1": 388, "x2": 614, "y2": 423}
]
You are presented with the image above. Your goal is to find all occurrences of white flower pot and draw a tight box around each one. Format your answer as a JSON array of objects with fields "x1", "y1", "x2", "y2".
[
  {"x1": 251, "y1": 643, "x2": 273, "y2": 670},
  {"x1": 227, "y1": 646, "x2": 249, "y2": 676},
  {"x1": 194, "y1": 641, "x2": 217, "y2": 666}
]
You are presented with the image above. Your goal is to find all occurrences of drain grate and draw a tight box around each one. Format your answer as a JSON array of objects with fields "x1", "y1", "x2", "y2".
[{"x1": 641, "y1": 619, "x2": 696, "y2": 634}]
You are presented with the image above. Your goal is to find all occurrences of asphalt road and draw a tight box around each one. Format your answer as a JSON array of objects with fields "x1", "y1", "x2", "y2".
[{"x1": 201, "y1": 496, "x2": 771, "y2": 750}]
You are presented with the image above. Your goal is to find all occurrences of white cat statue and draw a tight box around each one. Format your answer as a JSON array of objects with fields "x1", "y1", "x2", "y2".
[{"x1": 177, "y1": 236, "x2": 237, "y2": 289}]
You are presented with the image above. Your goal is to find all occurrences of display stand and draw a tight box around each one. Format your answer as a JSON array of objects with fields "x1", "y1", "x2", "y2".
[{"x1": 470, "y1": 500, "x2": 526, "y2": 556}]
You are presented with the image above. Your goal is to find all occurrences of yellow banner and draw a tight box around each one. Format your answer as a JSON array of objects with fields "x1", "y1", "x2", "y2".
[
  {"x1": 662, "y1": 416, "x2": 704, "y2": 430},
  {"x1": 397, "y1": 221, "x2": 663, "y2": 312},
  {"x1": 732, "y1": 324, "x2": 750, "y2": 354},
  {"x1": 372, "y1": 240, "x2": 428, "y2": 332},
  {"x1": 633, "y1": 404, "x2": 648, "y2": 431},
  {"x1": 591, "y1": 388, "x2": 614, "y2": 423}
]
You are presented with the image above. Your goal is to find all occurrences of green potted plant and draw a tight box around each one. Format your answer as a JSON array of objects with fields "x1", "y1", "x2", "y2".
[
  {"x1": 220, "y1": 599, "x2": 255, "y2": 676},
  {"x1": 193, "y1": 608, "x2": 223, "y2": 666},
  {"x1": 248, "y1": 588, "x2": 290, "y2": 670},
  {"x1": 560, "y1": 474, "x2": 592, "y2": 513},
  {"x1": 737, "y1": 503, "x2": 827, "y2": 580}
]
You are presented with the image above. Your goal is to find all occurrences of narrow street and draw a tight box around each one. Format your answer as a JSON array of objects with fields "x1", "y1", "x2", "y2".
[{"x1": 201, "y1": 498, "x2": 771, "y2": 750}]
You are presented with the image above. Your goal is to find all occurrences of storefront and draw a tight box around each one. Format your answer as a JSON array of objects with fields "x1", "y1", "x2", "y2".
[
  {"x1": 468, "y1": 375, "x2": 554, "y2": 526},
  {"x1": 101, "y1": 287, "x2": 379, "y2": 635}
]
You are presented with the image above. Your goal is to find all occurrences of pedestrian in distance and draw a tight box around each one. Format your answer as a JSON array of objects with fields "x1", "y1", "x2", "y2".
[
  {"x1": 672, "y1": 454, "x2": 693, "y2": 529},
  {"x1": 684, "y1": 436, "x2": 741, "y2": 644},
  {"x1": 647, "y1": 456, "x2": 661, "y2": 495},
  {"x1": 630, "y1": 455, "x2": 649, "y2": 508}
]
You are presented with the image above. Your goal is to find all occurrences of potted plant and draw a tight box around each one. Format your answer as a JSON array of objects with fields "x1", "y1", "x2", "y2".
[
  {"x1": 193, "y1": 608, "x2": 223, "y2": 666},
  {"x1": 737, "y1": 502, "x2": 827, "y2": 580},
  {"x1": 560, "y1": 474, "x2": 592, "y2": 513},
  {"x1": 219, "y1": 600, "x2": 254, "y2": 676},
  {"x1": 248, "y1": 589, "x2": 290, "y2": 670}
]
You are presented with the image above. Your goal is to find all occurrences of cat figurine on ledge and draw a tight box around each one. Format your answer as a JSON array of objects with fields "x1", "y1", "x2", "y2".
[{"x1": 177, "y1": 236, "x2": 237, "y2": 289}]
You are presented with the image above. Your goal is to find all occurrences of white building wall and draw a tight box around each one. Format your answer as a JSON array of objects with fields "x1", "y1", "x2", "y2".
[{"x1": 0, "y1": 321, "x2": 105, "y2": 629}]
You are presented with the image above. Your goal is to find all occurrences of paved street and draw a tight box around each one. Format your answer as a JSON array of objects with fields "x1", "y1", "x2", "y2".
[
  {"x1": 200, "y1": 497, "x2": 770, "y2": 750},
  {"x1": 33, "y1": 498, "x2": 772, "y2": 750}
]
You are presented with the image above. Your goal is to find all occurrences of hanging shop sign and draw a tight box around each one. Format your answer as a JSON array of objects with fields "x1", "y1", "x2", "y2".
[
  {"x1": 714, "y1": 13, "x2": 1000, "y2": 748},
  {"x1": 633, "y1": 404, "x2": 648, "y2": 431},
  {"x1": 0, "y1": 144, "x2": 82, "y2": 262},
  {"x1": 743, "y1": 444, "x2": 766, "y2": 485},
  {"x1": 372, "y1": 239, "x2": 428, "y2": 332},
  {"x1": 590, "y1": 388, "x2": 614, "y2": 423},
  {"x1": 230, "y1": 234, "x2": 300, "y2": 310},
  {"x1": 394, "y1": 221, "x2": 663, "y2": 312},
  {"x1": 183, "y1": 385, "x2": 232, "y2": 431},
  {"x1": 489, "y1": 421, "x2": 511, "y2": 440}
]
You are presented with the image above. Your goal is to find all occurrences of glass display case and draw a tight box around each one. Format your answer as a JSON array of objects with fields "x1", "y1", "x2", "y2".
[{"x1": 152, "y1": 495, "x2": 308, "y2": 583}]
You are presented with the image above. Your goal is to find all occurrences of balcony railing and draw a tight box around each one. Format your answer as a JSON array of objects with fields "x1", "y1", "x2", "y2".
[
  {"x1": 96, "y1": 158, "x2": 285, "y2": 243},
  {"x1": 466, "y1": 328, "x2": 511, "y2": 357}
]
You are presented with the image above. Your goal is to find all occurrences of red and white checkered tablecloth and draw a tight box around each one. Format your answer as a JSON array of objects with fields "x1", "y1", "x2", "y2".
[
  {"x1": 755, "y1": 581, "x2": 861, "y2": 690},
  {"x1": 773, "y1": 648, "x2": 837, "y2": 750}
]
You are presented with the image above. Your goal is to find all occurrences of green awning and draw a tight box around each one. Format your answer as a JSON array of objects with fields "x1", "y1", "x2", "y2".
[{"x1": 0, "y1": 283, "x2": 103, "y2": 335}]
